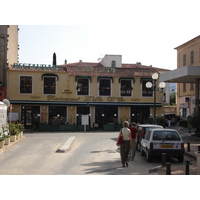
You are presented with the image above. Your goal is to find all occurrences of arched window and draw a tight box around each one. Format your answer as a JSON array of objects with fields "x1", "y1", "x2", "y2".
[{"x1": 111, "y1": 60, "x2": 116, "y2": 67}]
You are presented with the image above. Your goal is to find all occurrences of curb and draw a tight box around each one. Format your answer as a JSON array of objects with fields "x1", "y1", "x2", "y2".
[
  {"x1": 185, "y1": 151, "x2": 197, "y2": 160},
  {"x1": 0, "y1": 136, "x2": 25, "y2": 154},
  {"x1": 56, "y1": 136, "x2": 76, "y2": 153}
]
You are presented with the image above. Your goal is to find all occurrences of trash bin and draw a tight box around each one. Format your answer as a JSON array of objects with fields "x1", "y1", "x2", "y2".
[{"x1": 195, "y1": 152, "x2": 200, "y2": 175}]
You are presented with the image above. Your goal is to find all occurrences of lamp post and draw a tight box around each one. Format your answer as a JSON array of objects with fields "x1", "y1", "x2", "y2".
[{"x1": 146, "y1": 73, "x2": 166, "y2": 124}]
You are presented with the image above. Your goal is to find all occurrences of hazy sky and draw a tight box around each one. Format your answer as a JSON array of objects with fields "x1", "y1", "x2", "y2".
[{"x1": 5, "y1": 0, "x2": 200, "y2": 70}]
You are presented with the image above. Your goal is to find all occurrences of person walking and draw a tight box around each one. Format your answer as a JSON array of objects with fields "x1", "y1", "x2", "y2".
[
  {"x1": 129, "y1": 122, "x2": 138, "y2": 161},
  {"x1": 117, "y1": 121, "x2": 132, "y2": 167}
]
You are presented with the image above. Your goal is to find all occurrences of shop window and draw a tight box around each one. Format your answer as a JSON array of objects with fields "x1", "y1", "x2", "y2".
[
  {"x1": 49, "y1": 106, "x2": 66, "y2": 125},
  {"x1": 20, "y1": 76, "x2": 32, "y2": 94},
  {"x1": 77, "y1": 78, "x2": 89, "y2": 95},
  {"x1": 99, "y1": 79, "x2": 111, "y2": 96},
  {"x1": 120, "y1": 80, "x2": 132, "y2": 96},
  {"x1": 142, "y1": 80, "x2": 153, "y2": 97},
  {"x1": 43, "y1": 76, "x2": 56, "y2": 94}
]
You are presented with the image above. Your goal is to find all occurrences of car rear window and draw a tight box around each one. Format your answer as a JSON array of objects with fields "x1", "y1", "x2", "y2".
[{"x1": 153, "y1": 131, "x2": 181, "y2": 141}]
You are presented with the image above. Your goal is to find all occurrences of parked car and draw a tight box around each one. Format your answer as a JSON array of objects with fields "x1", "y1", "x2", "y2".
[
  {"x1": 136, "y1": 124, "x2": 163, "y2": 152},
  {"x1": 140, "y1": 129, "x2": 185, "y2": 163}
]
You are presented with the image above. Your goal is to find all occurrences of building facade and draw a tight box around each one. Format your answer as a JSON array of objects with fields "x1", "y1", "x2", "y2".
[
  {"x1": 0, "y1": 25, "x2": 19, "y2": 101},
  {"x1": 7, "y1": 55, "x2": 166, "y2": 131},
  {"x1": 175, "y1": 35, "x2": 200, "y2": 118}
]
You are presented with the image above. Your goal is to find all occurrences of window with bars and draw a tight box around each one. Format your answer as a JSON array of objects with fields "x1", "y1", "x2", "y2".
[
  {"x1": 142, "y1": 80, "x2": 153, "y2": 97},
  {"x1": 120, "y1": 80, "x2": 132, "y2": 96},
  {"x1": 20, "y1": 76, "x2": 32, "y2": 94},
  {"x1": 77, "y1": 78, "x2": 89, "y2": 95},
  {"x1": 43, "y1": 77, "x2": 56, "y2": 94},
  {"x1": 99, "y1": 79, "x2": 111, "y2": 96}
]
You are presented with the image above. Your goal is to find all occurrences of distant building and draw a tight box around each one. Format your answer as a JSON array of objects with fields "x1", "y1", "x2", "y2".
[
  {"x1": 0, "y1": 25, "x2": 19, "y2": 100},
  {"x1": 161, "y1": 35, "x2": 200, "y2": 118}
]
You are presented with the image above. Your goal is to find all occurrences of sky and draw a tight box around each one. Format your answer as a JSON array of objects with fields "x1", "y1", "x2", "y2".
[{"x1": 2, "y1": 0, "x2": 199, "y2": 70}]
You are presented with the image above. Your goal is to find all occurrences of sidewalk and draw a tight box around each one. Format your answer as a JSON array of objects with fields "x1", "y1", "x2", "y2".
[{"x1": 172, "y1": 125, "x2": 200, "y2": 160}]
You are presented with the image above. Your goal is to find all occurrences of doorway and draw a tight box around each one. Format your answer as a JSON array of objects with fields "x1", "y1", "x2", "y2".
[
  {"x1": 95, "y1": 106, "x2": 118, "y2": 128},
  {"x1": 21, "y1": 106, "x2": 40, "y2": 129}
]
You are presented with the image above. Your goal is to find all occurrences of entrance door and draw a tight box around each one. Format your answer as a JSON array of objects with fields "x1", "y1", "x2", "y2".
[
  {"x1": 130, "y1": 107, "x2": 150, "y2": 124},
  {"x1": 21, "y1": 106, "x2": 40, "y2": 129},
  {"x1": 95, "y1": 106, "x2": 118, "y2": 128}
]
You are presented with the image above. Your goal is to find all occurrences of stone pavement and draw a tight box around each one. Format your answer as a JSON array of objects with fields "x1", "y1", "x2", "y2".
[{"x1": 172, "y1": 125, "x2": 200, "y2": 160}]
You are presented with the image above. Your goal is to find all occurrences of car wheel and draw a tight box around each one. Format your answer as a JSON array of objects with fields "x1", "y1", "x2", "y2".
[
  {"x1": 146, "y1": 150, "x2": 152, "y2": 162},
  {"x1": 178, "y1": 155, "x2": 184, "y2": 163}
]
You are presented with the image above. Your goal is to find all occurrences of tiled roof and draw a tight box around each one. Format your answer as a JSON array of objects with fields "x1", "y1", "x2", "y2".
[
  {"x1": 8, "y1": 61, "x2": 169, "y2": 77},
  {"x1": 66, "y1": 62, "x2": 162, "y2": 77}
]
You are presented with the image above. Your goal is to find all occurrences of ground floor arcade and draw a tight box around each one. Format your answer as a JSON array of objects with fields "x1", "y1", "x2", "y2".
[{"x1": 9, "y1": 100, "x2": 163, "y2": 131}]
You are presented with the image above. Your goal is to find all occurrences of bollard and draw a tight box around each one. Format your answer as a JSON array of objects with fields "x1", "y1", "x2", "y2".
[
  {"x1": 162, "y1": 153, "x2": 166, "y2": 167},
  {"x1": 187, "y1": 142, "x2": 190, "y2": 152},
  {"x1": 185, "y1": 160, "x2": 190, "y2": 175},
  {"x1": 166, "y1": 163, "x2": 171, "y2": 175}
]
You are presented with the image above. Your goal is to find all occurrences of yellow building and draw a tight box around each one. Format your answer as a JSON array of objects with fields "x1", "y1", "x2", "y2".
[
  {"x1": 174, "y1": 36, "x2": 200, "y2": 117},
  {"x1": 7, "y1": 55, "x2": 166, "y2": 131},
  {"x1": 161, "y1": 35, "x2": 200, "y2": 119}
]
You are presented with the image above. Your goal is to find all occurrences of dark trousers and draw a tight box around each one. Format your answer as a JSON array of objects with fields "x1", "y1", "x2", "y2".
[{"x1": 120, "y1": 140, "x2": 130, "y2": 166}]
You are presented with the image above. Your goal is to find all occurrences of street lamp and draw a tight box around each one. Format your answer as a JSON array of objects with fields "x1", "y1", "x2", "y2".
[{"x1": 146, "y1": 72, "x2": 166, "y2": 124}]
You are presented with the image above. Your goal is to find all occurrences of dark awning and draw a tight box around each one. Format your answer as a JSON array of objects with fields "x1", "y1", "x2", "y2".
[
  {"x1": 119, "y1": 77, "x2": 135, "y2": 83},
  {"x1": 10, "y1": 100, "x2": 161, "y2": 107},
  {"x1": 97, "y1": 76, "x2": 114, "y2": 83},
  {"x1": 75, "y1": 76, "x2": 92, "y2": 82},
  {"x1": 41, "y1": 73, "x2": 59, "y2": 80}
]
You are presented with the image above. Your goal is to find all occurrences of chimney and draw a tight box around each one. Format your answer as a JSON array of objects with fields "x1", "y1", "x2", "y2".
[{"x1": 53, "y1": 52, "x2": 57, "y2": 66}]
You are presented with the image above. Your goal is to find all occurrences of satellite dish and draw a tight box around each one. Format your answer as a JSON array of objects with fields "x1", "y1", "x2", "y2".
[{"x1": 3, "y1": 99, "x2": 10, "y2": 107}]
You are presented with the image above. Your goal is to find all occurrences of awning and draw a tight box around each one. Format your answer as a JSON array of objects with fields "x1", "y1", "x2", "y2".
[
  {"x1": 140, "y1": 77, "x2": 152, "y2": 83},
  {"x1": 75, "y1": 76, "x2": 92, "y2": 82},
  {"x1": 41, "y1": 73, "x2": 59, "y2": 80},
  {"x1": 160, "y1": 66, "x2": 200, "y2": 83},
  {"x1": 118, "y1": 77, "x2": 135, "y2": 83},
  {"x1": 97, "y1": 76, "x2": 114, "y2": 83},
  {"x1": 10, "y1": 100, "x2": 162, "y2": 107}
]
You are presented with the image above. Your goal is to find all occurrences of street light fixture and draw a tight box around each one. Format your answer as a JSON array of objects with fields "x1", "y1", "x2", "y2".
[{"x1": 146, "y1": 72, "x2": 166, "y2": 124}]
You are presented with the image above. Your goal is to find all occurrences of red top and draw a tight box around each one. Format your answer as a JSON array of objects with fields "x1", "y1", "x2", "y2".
[{"x1": 129, "y1": 127, "x2": 138, "y2": 139}]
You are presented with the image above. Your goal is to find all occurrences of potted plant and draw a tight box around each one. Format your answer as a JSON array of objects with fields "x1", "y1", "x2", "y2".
[
  {"x1": 3, "y1": 134, "x2": 10, "y2": 145},
  {"x1": 16, "y1": 123, "x2": 25, "y2": 138},
  {"x1": 0, "y1": 136, "x2": 5, "y2": 149},
  {"x1": 1, "y1": 127, "x2": 10, "y2": 145},
  {"x1": 8, "y1": 123, "x2": 19, "y2": 142}
]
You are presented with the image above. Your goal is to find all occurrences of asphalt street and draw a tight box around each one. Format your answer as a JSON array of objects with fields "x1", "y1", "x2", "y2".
[{"x1": 0, "y1": 131, "x2": 161, "y2": 175}]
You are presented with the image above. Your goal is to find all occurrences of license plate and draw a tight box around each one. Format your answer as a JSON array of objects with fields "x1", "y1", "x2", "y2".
[{"x1": 160, "y1": 144, "x2": 174, "y2": 148}]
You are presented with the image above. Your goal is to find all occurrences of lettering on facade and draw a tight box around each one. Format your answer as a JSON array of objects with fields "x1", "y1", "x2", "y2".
[
  {"x1": 62, "y1": 89, "x2": 72, "y2": 94},
  {"x1": 12, "y1": 63, "x2": 61, "y2": 71},
  {"x1": 30, "y1": 96, "x2": 41, "y2": 99},
  {"x1": 47, "y1": 95, "x2": 80, "y2": 101},
  {"x1": 84, "y1": 96, "x2": 103, "y2": 101},
  {"x1": 131, "y1": 98, "x2": 141, "y2": 102},
  {"x1": 107, "y1": 97, "x2": 125, "y2": 102},
  {"x1": 75, "y1": 66, "x2": 116, "y2": 73}
]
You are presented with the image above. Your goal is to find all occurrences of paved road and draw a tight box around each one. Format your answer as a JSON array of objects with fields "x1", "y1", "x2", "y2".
[{"x1": 0, "y1": 131, "x2": 162, "y2": 175}]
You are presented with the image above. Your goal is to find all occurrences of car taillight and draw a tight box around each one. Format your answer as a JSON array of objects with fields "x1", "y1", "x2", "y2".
[
  {"x1": 181, "y1": 143, "x2": 184, "y2": 149},
  {"x1": 150, "y1": 142, "x2": 153, "y2": 149}
]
